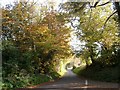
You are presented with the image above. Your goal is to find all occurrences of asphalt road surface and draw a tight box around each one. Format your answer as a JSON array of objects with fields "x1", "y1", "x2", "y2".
[{"x1": 38, "y1": 70, "x2": 119, "y2": 90}]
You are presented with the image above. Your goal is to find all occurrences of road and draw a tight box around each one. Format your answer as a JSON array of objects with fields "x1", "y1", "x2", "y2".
[{"x1": 38, "y1": 70, "x2": 119, "y2": 89}]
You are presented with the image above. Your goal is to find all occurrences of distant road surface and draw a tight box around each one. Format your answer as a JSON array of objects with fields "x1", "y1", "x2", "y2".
[{"x1": 38, "y1": 70, "x2": 119, "y2": 89}]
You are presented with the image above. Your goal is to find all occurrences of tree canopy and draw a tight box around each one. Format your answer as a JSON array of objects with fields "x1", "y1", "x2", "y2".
[{"x1": 1, "y1": 0, "x2": 120, "y2": 89}]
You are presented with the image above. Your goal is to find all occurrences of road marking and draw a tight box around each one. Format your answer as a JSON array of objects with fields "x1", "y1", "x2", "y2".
[{"x1": 85, "y1": 80, "x2": 88, "y2": 86}]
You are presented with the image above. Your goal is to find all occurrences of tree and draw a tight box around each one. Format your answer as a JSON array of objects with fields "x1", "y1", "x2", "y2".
[
  {"x1": 29, "y1": 10, "x2": 71, "y2": 73},
  {"x1": 2, "y1": 1, "x2": 72, "y2": 88},
  {"x1": 61, "y1": 2, "x2": 120, "y2": 66}
]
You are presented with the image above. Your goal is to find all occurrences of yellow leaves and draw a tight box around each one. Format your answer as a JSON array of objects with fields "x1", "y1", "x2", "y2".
[
  {"x1": 39, "y1": 25, "x2": 49, "y2": 34},
  {"x1": 33, "y1": 23, "x2": 70, "y2": 53}
]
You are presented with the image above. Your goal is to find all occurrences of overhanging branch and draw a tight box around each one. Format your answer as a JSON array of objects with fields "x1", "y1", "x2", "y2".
[
  {"x1": 90, "y1": 0, "x2": 110, "y2": 8},
  {"x1": 104, "y1": 10, "x2": 117, "y2": 27},
  {"x1": 97, "y1": 1, "x2": 110, "y2": 7},
  {"x1": 93, "y1": 0, "x2": 101, "y2": 7}
]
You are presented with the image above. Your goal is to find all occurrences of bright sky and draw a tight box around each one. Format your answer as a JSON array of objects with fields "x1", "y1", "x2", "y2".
[{"x1": 0, "y1": 0, "x2": 63, "y2": 7}]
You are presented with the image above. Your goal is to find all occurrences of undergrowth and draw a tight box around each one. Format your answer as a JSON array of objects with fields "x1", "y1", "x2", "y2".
[{"x1": 73, "y1": 64, "x2": 120, "y2": 83}]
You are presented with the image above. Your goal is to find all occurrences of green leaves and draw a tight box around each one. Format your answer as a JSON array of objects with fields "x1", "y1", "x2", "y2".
[
  {"x1": 2, "y1": 1, "x2": 72, "y2": 89},
  {"x1": 61, "y1": 2, "x2": 120, "y2": 67}
]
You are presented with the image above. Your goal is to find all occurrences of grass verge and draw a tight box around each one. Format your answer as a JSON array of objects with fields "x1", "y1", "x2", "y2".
[{"x1": 73, "y1": 65, "x2": 120, "y2": 83}]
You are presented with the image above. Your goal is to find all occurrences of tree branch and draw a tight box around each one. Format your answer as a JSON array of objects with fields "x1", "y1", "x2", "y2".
[
  {"x1": 103, "y1": 10, "x2": 117, "y2": 27},
  {"x1": 70, "y1": 17, "x2": 80, "y2": 28},
  {"x1": 93, "y1": 0, "x2": 101, "y2": 7},
  {"x1": 70, "y1": 21, "x2": 78, "y2": 28},
  {"x1": 90, "y1": 0, "x2": 110, "y2": 8},
  {"x1": 97, "y1": 1, "x2": 110, "y2": 7},
  {"x1": 114, "y1": 2, "x2": 120, "y2": 21}
]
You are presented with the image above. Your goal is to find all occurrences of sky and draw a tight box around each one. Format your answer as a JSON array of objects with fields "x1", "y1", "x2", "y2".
[
  {"x1": 0, "y1": 0, "x2": 15, "y2": 6},
  {"x1": 0, "y1": 0, "x2": 63, "y2": 7}
]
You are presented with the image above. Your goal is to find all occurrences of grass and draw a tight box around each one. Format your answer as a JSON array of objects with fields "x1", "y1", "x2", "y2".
[
  {"x1": 73, "y1": 66, "x2": 85, "y2": 75},
  {"x1": 73, "y1": 64, "x2": 120, "y2": 83}
]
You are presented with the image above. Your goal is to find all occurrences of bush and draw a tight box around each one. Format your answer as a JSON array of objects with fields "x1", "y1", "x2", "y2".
[{"x1": 2, "y1": 72, "x2": 60, "y2": 90}]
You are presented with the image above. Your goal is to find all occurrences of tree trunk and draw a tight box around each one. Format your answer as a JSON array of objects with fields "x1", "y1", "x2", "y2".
[
  {"x1": 115, "y1": 2, "x2": 120, "y2": 36},
  {"x1": 115, "y1": 2, "x2": 120, "y2": 20},
  {"x1": 89, "y1": 46, "x2": 95, "y2": 64}
]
